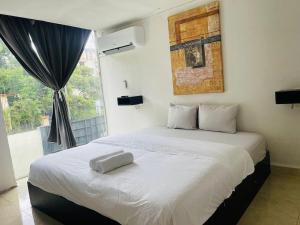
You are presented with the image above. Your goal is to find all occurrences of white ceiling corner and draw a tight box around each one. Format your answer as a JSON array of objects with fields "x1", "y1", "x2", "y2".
[{"x1": 0, "y1": 0, "x2": 196, "y2": 30}]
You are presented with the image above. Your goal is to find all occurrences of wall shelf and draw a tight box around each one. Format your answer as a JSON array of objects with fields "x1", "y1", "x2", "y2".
[
  {"x1": 275, "y1": 89, "x2": 300, "y2": 104},
  {"x1": 117, "y1": 96, "x2": 143, "y2": 106}
]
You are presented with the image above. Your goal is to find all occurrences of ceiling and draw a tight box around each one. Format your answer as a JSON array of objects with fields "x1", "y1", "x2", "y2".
[{"x1": 0, "y1": 0, "x2": 194, "y2": 30}]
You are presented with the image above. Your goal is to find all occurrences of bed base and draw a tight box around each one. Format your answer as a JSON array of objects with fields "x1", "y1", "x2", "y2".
[{"x1": 28, "y1": 151, "x2": 270, "y2": 225}]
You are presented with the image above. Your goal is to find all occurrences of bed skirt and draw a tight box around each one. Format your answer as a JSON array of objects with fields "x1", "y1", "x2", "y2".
[{"x1": 28, "y1": 151, "x2": 270, "y2": 225}]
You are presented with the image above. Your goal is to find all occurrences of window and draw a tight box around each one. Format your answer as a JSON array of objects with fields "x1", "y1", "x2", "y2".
[{"x1": 0, "y1": 31, "x2": 106, "y2": 179}]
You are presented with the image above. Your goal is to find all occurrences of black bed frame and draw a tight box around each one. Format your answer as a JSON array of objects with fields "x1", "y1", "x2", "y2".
[{"x1": 28, "y1": 151, "x2": 270, "y2": 225}]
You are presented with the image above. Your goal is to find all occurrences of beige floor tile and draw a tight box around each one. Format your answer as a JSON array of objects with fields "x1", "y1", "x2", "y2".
[
  {"x1": 1, "y1": 178, "x2": 32, "y2": 213},
  {"x1": 1, "y1": 179, "x2": 29, "y2": 203},
  {"x1": 239, "y1": 206, "x2": 298, "y2": 225},
  {"x1": 0, "y1": 180, "x2": 61, "y2": 225},
  {"x1": 1, "y1": 187, "x2": 19, "y2": 202},
  {"x1": 238, "y1": 167, "x2": 300, "y2": 225},
  {"x1": 257, "y1": 172, "x2": 300, "y2": 212},
  {"x1": 0, "y1": 198, "x2": 23, "y2": 224},
  {"x1": 0, "y1": 214, "x2": 23, "y2": 225},
  {"x1": 0, "y1": 196, "x2": 10, "y2": 205},
  {"x1": 271, "y1": 166, "x2": 300, "y2": 177},
  {"x1": 240, "y1": 196, "x2": 299, "y2": 225}
]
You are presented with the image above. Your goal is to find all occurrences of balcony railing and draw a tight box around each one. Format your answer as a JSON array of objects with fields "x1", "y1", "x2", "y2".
[{"x1": 39, "y1": 116, "x2": 107, "y2": 155}]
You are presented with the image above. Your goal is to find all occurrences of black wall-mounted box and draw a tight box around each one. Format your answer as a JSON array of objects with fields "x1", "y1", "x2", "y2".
[
  {"x1": 117, "y1": 96, "x2": 143, "y2": 106},
  {"x1": 275, "y1": 89, "x2": 300, "y2": 104}
]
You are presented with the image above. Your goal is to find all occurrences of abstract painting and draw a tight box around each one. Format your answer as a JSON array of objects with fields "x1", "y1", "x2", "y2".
[{"x1": 168, "y1": 1, "x2": 224, "y2": 95}]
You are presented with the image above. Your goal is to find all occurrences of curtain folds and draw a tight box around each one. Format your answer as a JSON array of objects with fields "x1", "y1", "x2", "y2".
[{"x1": 0, "y1": 15, "x2": 91, "y2": 148}]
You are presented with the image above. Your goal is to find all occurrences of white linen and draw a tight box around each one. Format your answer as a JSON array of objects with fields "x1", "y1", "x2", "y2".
[
  {"x1": 140, "y1": 127, "x2": 266, "y2": 165},
  {"x1": 89, "y1": 150, "x2": 124, "y2": 169},
  {"x1": 198, "y1": 104, "x2": 238, "y2": 133},
  {"x1": 93, "y1": 152, "x2": 134, "y2": 174},
  {"x1": 29, "y1": 133, "x2": 254, "y2": 225},
  {"x1": 167, "y1": 104, "x2": 197, "y2": 129}
]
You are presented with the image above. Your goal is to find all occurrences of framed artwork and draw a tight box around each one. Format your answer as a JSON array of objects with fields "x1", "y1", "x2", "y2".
[{"x1": 168, "y1": 1, "x2": 224, "y2": 95}]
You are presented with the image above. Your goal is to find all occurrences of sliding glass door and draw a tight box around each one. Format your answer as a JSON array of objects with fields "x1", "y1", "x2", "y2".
[{"x1": 0, "y1": 32, "x2": 107, "y2": 179}]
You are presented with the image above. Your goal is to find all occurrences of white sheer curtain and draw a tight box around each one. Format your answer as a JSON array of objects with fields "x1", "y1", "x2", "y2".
[{"x1": 0, "y1": 103, "x2": 16, "y2": 192}]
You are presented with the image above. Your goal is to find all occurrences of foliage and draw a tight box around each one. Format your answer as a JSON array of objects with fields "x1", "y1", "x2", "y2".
[
  {"x1": 9, "y1": 98, "x2": 42, "y2": 132},
  {"x1": 67, "y1": 66, "x2": 102, "y2": 121},
  {"x1": 3, "y1": 108, "x2": 12, "y2": 132},
  {"x1": 0, "y1": 40, "x2": 102, "y2": 133},
  {"x1": 0, "y1": 43, "x2": 17, "y2": 68}
]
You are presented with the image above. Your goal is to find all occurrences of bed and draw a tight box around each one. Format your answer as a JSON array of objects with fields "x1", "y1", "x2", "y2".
[{"x1": 28, "y1": 127, "x2": 270, "y2": 225}]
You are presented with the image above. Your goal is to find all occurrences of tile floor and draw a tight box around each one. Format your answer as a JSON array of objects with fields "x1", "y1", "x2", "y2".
[
  {"x1": 0, "y1": 166, "x2": 299, "y2": 225},
  {"x1": 0, "y1": 178, "x2": 62, "y2": 225}
]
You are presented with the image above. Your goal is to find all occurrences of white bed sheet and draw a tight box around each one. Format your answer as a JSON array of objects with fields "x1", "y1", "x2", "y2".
[
  {"x1": 138, "y1": 127, "x2": 266, "y2": 165},
  {"x1": 29, "y1": 132, "x2": 255, "y2": 225}
]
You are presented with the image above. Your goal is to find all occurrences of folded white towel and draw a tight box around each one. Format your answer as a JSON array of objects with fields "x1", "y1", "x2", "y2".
[
  {"x1": 93, "y1": 152, "x2": 134, "y2": 174},
  {"x1": 89, "y1": 150, "x2": 124, "y2": 170}
]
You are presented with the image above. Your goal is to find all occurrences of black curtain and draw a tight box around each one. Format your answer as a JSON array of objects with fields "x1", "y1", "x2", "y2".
[{"x1": 0, "y1": 15, "x2": 91, "y2": 148}]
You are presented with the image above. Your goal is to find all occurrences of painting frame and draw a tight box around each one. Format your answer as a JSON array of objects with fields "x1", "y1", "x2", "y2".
[{"x1": 168, "y1": 1, "x2": 224, "y2": 95}]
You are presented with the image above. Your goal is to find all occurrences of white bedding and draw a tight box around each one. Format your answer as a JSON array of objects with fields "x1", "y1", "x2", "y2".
[
  {"x1": 29, "y1": 132, "x2": 254, "y2": 225},
  {"x1": 138, "y1": 127, "x2": 266, "y2": 165}
]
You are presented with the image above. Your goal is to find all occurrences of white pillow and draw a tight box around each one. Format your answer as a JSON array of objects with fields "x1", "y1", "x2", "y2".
[
  {"x1": 198, "y1": 104, "x2": 238, "y2": 133},
  {"x1": 167, "y1": 104, "x2": 197, "y2": 129}
]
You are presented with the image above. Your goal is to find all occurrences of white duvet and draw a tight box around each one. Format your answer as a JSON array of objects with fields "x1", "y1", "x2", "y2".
[{"x1": 29, "y1": 133, "x2": 254, "y2": 225}]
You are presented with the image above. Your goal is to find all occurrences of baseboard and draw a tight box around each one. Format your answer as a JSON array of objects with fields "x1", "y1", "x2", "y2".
[
  {"x1": 271, "y1": 162, "x2": 300, "y2": 170},
  {"x1": 0, "y1": 185, "x2": 17, "y2": 194}
]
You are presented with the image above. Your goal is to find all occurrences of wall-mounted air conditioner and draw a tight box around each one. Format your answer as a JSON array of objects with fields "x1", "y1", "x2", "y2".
[{"x1": 97, "y1": 26, "x2": 144, "y2": 56}]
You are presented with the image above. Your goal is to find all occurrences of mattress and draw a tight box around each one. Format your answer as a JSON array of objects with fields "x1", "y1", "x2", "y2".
[
  {"x1": 29, "y1": 129, "x2": 257, "y2": 225},
  {"x1": 138, "y1": 127, "x2": 266, "y2": 165}
]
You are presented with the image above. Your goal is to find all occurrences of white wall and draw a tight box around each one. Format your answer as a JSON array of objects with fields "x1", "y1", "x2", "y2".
[
  {"x1": 99, "y1": 0, "x2": 300, "y2": 168},
  {"x1": 0, "y1": 104, "x2": 16, "y2": 192},
  {"x1": 8, "y1": 129, "x2": 43, "y2": 179}
]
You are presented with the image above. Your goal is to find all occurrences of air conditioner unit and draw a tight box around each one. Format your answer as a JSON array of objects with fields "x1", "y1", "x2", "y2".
[{"x1": 97, "y1": 26, "x2": 144, "y2": 56}]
